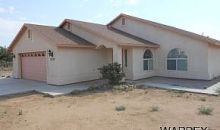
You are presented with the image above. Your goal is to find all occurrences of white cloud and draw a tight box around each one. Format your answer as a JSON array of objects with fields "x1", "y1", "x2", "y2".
[
  {"x1": 110, "y1": 0, "x2": 123, "y2": 7},
  {"x1": 0, "y1": 7, "x2": 6, "y2": 13},
  {"x1": 127, "y1": 0, "x2": 139, "y2": 5},
  {"x1": 109, "y1": 0, "x2": 140, "y2": 7},
  {"x1": 0, "y1": 6, "x2": 15, "y2": 14},
  {"x1": 94, "y1": 14, "x2": 104, "y2": 19},
  {"x1": 8, "y1": 6, "x2": 15, "y2": 14},
  {"x1": 0, "y1": 18, "x2": 39, "y2": 46},
  {"x1": 0, "y1": 18, "x2": 21, "y2": 33}
]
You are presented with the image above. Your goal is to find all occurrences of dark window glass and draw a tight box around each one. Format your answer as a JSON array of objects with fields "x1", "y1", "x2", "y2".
[
  {"x1": 122, "y1": 18, "x2": 125, "y2": 25},
  {"x1": 28, "y1": 30, "x2": 31, "y2": 39},
  {"x1": 143, "y1": 50, "x2": 152, "y2": 59},
  {"x1": 143, "y1": 60, "x2": 148, "y2": 70},
  {"x1": 177, "y1": 59, "x2": 187, "y2": 71},
  {"x1": 167, "y1": 60, "x2": 176, "y2": 70},
  {"x1": 125, "y1": 49, "x2": 127, "y2": 67},
  {"x1": 67, "y1": 23, "x2": 71, "y2": 30}
]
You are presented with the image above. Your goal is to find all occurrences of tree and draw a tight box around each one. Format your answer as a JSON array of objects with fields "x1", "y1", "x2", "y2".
[{"x1": 0, "y1": 46, "x2": 13, "y2": 62}]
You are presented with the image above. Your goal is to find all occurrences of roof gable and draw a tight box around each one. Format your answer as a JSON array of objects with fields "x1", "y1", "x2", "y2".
[
  {"x1": 108, "y1": 13, "x2": 220, "y2": 46},
  {"x1": 8, "y1": 24, "x2": 95, "y2": 51},
  {"x1": 59, "y1": 19, "x2": 159, "y2": 48}
]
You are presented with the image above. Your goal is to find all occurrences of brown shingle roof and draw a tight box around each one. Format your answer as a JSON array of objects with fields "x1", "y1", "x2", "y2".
[
  {"x1": 62, "y1": 19, "x2": 159, "y2": 47},
  {"x1": 108, "y1": 13, "x2": 220, "y2": 46},
  {"x1": 108, "y1": 27, "x2": 158, "y2": 46},
  {"x1": 8, "y1": 24, "x2": 95, "y2": 51}
]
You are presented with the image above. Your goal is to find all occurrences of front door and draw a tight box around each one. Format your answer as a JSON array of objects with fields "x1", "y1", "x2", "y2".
[{"x1": 122, "y1": 49, "x2": 130, "y2": 79}]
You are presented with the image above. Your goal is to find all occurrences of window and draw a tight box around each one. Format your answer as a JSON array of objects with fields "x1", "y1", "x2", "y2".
[
  {"x1": 67, "y1": 22, "x2": 71, "y2": 30},
  {"x1": 167, "y1": 48, "x2": 187, "y2": 71},
  {"x1": 143, "y1": 49, "x2": 153, "y2": 70},
  {"x1": 122, "y1": 18, "x2": 125, "y2": 25},
  {"x1": 124, "y1": 49, "x2": 128, "y2": 67},
  {"x1": 28, "y1": 30, "x2": 32, "y2": 39}
]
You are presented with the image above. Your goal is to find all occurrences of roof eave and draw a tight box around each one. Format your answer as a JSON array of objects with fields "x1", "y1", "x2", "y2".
[
  {"x1": 119, "y1": 43, "x2": 159, "y2": 48},
  {"x1": 8, "y1": 24, "x2": 27, "y2": 52},
  {"x1": 56, "y1": 44, "x2": 96, "y2": 48},
  {"x1": 107, "y1": 13, "x2": 125, "y2": 26}
]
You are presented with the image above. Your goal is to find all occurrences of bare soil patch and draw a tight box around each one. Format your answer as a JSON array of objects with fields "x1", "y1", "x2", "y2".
[
  {"x1": 0, "y1": 89, "x2": 219, "y2": 130},
  {"x1": 0, "y1": 70, "x2": 12, "y2": 77}
]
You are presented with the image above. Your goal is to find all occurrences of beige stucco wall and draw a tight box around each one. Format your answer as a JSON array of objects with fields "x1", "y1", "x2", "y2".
[
  {"x1": 132, "y1": 47, "x2": 157, "y2": 80},
  {"x1": 54, "y1": 48, "x2": 112, "y2": 85},
  {"x1": 12, "y1": 29, "x2": 59, "y2": 84},
  {"x1": 62, "y1": 22, "x2": 122, "y2": 64},
  {"x1": 208, "y1": 45, "x2": 220, "y2": 79},
  {"x1": 112, "y1": 17, "x2": 211, "y2": 80},
  {"x1": 122, "y1": 47, "x2": 133, "y2": 79}
]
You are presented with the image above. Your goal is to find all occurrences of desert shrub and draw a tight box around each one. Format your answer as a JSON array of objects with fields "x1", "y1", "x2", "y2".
[
  {"x1": 18, "y1": 109, "x2": 22, "y2": 115},
  {"x1": 43, "y1": 93, "x2": 54, "y2": 98},
  {"x1": 113, "y1": 83, "x2": 136, "y2": 92},
  {"x1": 198, "y1": 106, "x2": 213, "y2": 115},
  {"x1": 173, "y1": 90, "x2": 186, "y2": 94},
  {"x1": 200, "y1": 97, "x2": 206, "y2": 102},
  {"x1": 150, "y1": 106, "x2": 159, "y2": 112},
  {"x1": 88, "y1": 84, "x2": 112, "y2": 91},
  {"x1": 98, "y1": 62, "x2": 125, "y2": 85},
  {"x1": 216, "y1": 87, "x2": 220, "y2": 95},
  {"x1": 115, "y1": 105, "x2": 126, "y2": 111},
  {"x1": 70, "y1": 90, "x2": 84, "y2": 95}
]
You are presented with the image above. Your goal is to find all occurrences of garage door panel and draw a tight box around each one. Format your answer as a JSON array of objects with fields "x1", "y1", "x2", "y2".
[{"x1": 21, "y1": 52, "x2": 46, "y2": 82}]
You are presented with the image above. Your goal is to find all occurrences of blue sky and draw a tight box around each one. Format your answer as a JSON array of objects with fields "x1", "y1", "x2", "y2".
[{"x1": 0, "y1": 0, "x2": 220, "y2": 47}]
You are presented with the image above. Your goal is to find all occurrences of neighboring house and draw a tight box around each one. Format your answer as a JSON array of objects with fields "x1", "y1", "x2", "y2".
[{"x1": 8, "y1": 14, "x2": 220, "y2": 85}]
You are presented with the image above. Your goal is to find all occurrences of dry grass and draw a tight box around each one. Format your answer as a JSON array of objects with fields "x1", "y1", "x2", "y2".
[{"x1": 0, "y1": 88, "x2": 219, "y2": 130}]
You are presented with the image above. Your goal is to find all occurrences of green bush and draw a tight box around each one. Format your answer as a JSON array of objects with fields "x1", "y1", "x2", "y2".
[
  {"x1": 98, "y1": 62, "x2": 125, "y2": 85},
  {"x1": 150, "y1": 106, "x2": 159, "y2": 112},
  {"x1": 200, "y1": 97, "x2": 206, "y2": 102},
  {"x1": 18, "y1": 109, "x2": 22, "y2": 115},
  {"x1": 113, "y1": 84, "x2": 136, "y2": 92},
  {"x1": 88, "y1": 84, "x2": 112, "y2": 91},
  {"x1": 115, "y1": 105, "x2": 126, "y2": 111},
  {"x1": 216, "y1": 87, "x2": 220, "y2": 95},
  {"x1": 198, "y1": 106, "x2": 213, "y2": 115}
]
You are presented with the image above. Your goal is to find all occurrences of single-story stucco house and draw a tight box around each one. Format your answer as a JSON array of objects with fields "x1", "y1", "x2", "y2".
[{"x1": 8, "y1": 14, "x2": 220, "y2": 85}]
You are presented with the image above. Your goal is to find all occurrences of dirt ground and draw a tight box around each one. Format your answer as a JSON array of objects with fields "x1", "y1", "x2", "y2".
[
  {"x1": 0, "y1": 89, "x2": 219, "y2": 130},
  {"x1": 0, "y1": 70, "x2": 12, "y2": 77}
]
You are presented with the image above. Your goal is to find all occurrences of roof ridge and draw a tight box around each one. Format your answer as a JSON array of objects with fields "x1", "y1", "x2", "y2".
[
  {"x1": 66, "y1": 19, "x2": 105, "y2": 26},
  {"x1": 24, "y1": 23, "x2": 56, "y2": 28},
  {"x1": 108, "y1": 13, "x2": 220, "y2": 45}
]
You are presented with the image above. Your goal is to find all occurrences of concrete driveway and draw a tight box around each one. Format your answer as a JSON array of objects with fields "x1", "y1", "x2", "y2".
[
  {"x1": 132, "y1": 77, "x2": 220, "y2": 95},
  {"x1": 0, "y1": 78, "x2": 90, "y2": 97}
]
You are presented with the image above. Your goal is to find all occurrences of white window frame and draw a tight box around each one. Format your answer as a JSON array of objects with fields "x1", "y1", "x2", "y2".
[
  {"x1": 143, "y1": 49, "x2": 153, "y2": 71},
  {"x1": 167, "y1": 49, "x2": 188, "y2": 71},
  {"x1": 143, "y1": 58, "x2": 153, "y2": 71}
]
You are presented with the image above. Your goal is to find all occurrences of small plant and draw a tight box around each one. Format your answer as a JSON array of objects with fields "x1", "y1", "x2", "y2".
[
  {"x1": 115, "y1": 105, "x2": 126, "y2": 111},
  {"x1": 113, "y1": 84, "x2": 136, "y2": 92},
  {"x1": 176, "y1": 94, "x2": 183, "y2": 97},
  {"x1": 43, "y1": 93, "x2": 54, "y2": 98},
  {"x1": 88, "y1": 84, "x2": 112, "y2": 91},
  {"x1": 18, "y1": 109, "x2": 22, "y2": 115},
  {"x1": 174, "y1": 90, "x2": 186, "y2": 94},
  {"x1": 200, "y1": 97, "x2": 206, "y2": 102},
  {"x1": 198, "y1": 106, "x2": 213, "y2": 115},
  {"x1": 98, "y1": 62, "x2": 125, "y2": 85},
  {"x1": 216, "y1": 87, "x2": 220, "y2": 95},
  {"x1": 150, "y1": 106, "x2": 159, "y2": 112}
]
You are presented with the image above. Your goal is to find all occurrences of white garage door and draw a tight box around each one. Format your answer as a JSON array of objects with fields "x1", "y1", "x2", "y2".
[{"x1": 20, "y1": 51, "x2": 46, "y2": 82}]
